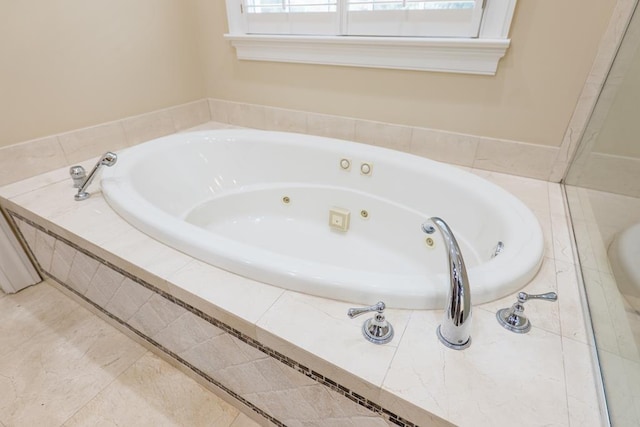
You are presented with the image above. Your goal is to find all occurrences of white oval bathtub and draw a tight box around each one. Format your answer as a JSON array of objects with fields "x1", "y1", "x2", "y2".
[{"x1": 101, "y1": 129, "x2": 543, "y2": 309}]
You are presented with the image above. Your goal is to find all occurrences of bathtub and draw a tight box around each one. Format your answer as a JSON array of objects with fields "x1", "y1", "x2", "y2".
[
  {"x1": 101, "y1": 129, "x2": 543, "y2": 309},
  {"x1": 609, "y1": 223, "x2": 640, "y2": 302}
]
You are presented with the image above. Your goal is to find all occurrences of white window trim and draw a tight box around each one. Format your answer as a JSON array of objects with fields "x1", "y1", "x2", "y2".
[{"x1": 224, "y1": 0, "x2": 516, "y2": 75}]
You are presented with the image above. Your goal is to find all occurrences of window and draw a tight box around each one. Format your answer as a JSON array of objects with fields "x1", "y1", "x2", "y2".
[{"x1": 224, "y1": 0, "x2": 516, "y2": 75}]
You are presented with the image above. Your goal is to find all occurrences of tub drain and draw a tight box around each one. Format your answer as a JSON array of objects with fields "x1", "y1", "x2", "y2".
[{"x1": 282, "y1": 196, "x2": 290, "y2": 204}]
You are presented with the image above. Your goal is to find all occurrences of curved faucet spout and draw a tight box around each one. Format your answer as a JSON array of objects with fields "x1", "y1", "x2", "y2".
[{"x1": 426, "y1": 217, "x2": 472, "y2": 350}]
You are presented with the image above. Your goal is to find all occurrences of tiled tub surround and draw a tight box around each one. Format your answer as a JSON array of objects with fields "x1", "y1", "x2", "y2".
[
  {"x1": 0, "y1": 280, "x2": 257, "y2": 427},
  {"x1": 0, "y1": 98, "x2": 561, "y2": 190},
  {"x1": 0, "y1": 141, "x2": 603, "y2": 426},
  {"x1": 11, "y1": 216, "x2": 394, "y2": 427}
]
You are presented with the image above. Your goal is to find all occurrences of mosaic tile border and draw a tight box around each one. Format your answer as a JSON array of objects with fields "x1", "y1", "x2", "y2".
[{"x1": 7, "y1": 209, "x2": 421, "y2": 427}]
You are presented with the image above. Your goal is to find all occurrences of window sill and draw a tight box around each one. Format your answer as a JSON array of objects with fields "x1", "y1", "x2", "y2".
[{"x1": 224, "y1": 34, "x2": 510, "y2": 75}]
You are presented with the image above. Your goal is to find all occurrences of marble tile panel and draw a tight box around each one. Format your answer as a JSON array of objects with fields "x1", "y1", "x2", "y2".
[
  {"x1": 473, "y1": 137, "x2": 558, "y2": 180},
  {"x1": 8, "y1": 171, "x2": 97, "y2": 223},
  {"x1": 549, "y1": 160, "x2": 569, "y2": 183},
  {"x1": 470, "y1": 169, "x2": 551, "y2": 214},
  {"x1": 57, "y1": 121, "x2": 128, "y2": 165},
  {"x1": 306, "y1": 112, "x2": 356, "y2": 141},
  {"x1": 128, "y1": 292, "x2": 189, "y2": 338},
  {"x1": 409, "y1": 127, "x2": 478, "y2": 167},
  {"x1": 598, "y1": 350, "x2": 640, "y2": 427},
  {"x1": 600, "y1": 271, "x2": 640, "y2": 362},
  {"x1": 255, "y1": 290, "x2": 412, "y2": 394},
  {"x1": 354, "y1": 119, "x2": 412, "y2": 153},
  {"x1": 66, "y1": 250, "x2": 101, "y2": 295},
  {"x1": 582, "y1": 268, "x2": 619, "y2": 355},
  {"x1": 260, "y1": 388, "x2": 322, "y2": 422},
  {"x1": 153, "y1": 310, "x2": 225, "y2": 355},
  {"x1": 226, "y1": 101, "x2": 267, "y2": 129},
  {"x1": 97, "y1": 225, "x2": 192, "y2": 289},
  {"x1": 183, "y1": 121, "x2": 240, "y2": 132},
  {"x1": 50, "y1": 238, "x2": 78, "y2": 284},
  {"x1": 296, "y1": 384, "x2": 370, "y2": 418},
  {"x1": 15, "y1": 218, "x2": 36, "y2": 250},
  {"x1": 586, "y1": 189, "x2": 640, "y2": 247},
  {"x1": 351, "y1": 417, "x2": 393, "y2": 427},
  {"x1": 230, "y1": 413, "x2": 262, "y2": 427},
  {"x1": 548, "y1": 183, "x2": 567, "y2": 217},
  {"x1": 265, "y1": 106, "x2": 308, "y2": 134},
  {"x1": 84, "y1": 263, "x2": 127, "y2": 309},
  {"x1": 578, "y1": 153, "x2": 640, "y2": 199},
  {"x1": 167, "y1": 259, "x2": 284, "y2": 337},
  {"x1": 571, "y1": 220, "x2": 599, "y2": 271},
  {"x1": 0, "y1": 282, "x2": 146, "y2": 427},
  {"x1": 237, "y1": 355, "x2": 392, "y2": 424},
  {"x1": 209, "y1": 99, "x2": 231, "y2": 124},
  {"x1": 554, "y1": 80, "x2": 601, "y2": 173},
  {"x1": 48, "y1": 192, "x2": 137, "y2": 249},
  {"x1": 533, "y1": 209, "x2": 554, "y2": 259},
  {"x1": 180, "y1": 333, "x2": 258, "y2": 378},
  {"x1": 555, "y1": 260, "x2": 589, "y2": 343},
  {"x1": 252, "y1": 357, "x2": 317, "y2": 391},
  {"x1": 169, "y1": 100, "x2": 212, "y2": 131},
  {"x1": 564, "y1": 187, "x2": 585, "y2": 221},
  {"x1": 552, "y1": 213, "x2": 577, "y2": 265},
  {"x1": 624, "y1": 356, "x2": 640, "y2": 425},
  {"x1": 62, "y1": 351, "x2": 240, "y2": 427},
  {"x1": 33, "y1": 228, "x2": 56, "y2": 272},
  {"x1": 0, "y1": 282, "x2": 73, "y2": 358},
  {"x1": 104, "y1": 277, "x2": 153, "y2": 322},
  {"x1": 562, "y1": 337, "x2": 603, "y2": 427},
  {"x1": 122, "y1": 109, "x2": 176, "y2": 146},
  {"x1": 575, "y1": 187, "x2": 599, "y2": 225},
  {"x1": 0, "y1": 136, "x2": 68, "y2": 187},
  {"x1": 217, "y1": 359, "x2": 275, "y2": 396},
  {"x1": 586, "y1": 222, "x2": 612, "y2": 275},
  {"x1": 382, "y1": 308, "x2": 567, "y2": 427}
]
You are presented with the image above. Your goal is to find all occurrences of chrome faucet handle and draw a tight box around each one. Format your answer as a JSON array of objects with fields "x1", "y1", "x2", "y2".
[
  {"x1": 518, "y1": 291, "x2": 557, "y2": 302},
  {"x1": 69, "y1": 165, "x2": 87, "y2": 188},
  {"x1": 497, "y1": 291, "x2": 558, "y2": 333},
  {"x1": 347, "y1": 301, "x2": 394, "y2": 345},
  {"x1": 74, "y1": 152, "x2": 118, "y2": 201},
  {"x1": 347, "y1": 301, "x2": 386, "y2": 318}
]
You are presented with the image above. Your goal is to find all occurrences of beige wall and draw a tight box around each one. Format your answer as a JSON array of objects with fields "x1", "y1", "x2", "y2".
[
  {"x1": 0, "y1": 0, "x2": 205, "y2": 149},
  {"x1": 0, "y1": 1, "x2": 617, "y2": 151},
  {"x1": 197, "y1": 0, "x2": 615, "y2": 147}
]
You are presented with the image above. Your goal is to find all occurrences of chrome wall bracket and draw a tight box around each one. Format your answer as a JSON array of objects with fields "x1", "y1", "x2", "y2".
[
  {"x1": 347, "y1": 301, "x2": 394, "y2": 345},
  {"x1": 497, "y1": 291, "x2": 558, "y2": 333}
]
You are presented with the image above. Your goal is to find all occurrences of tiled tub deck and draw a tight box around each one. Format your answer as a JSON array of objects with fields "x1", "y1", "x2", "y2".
[{"x1": 0, "y1": 133, "x2": 603, "y2": 426}]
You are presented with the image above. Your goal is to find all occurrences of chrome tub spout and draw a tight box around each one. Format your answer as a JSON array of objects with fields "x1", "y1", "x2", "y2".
[
  {"x1": 424, "y1": 217, "x2": 472, "y2": 350},
  {"x1": 71, "y1": 152, "x2": 118, "y2": 201}
]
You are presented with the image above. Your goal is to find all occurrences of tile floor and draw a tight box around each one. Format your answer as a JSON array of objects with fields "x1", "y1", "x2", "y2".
[{"x1": 0, "y1": 280, "x2": 260, "y2": 427}]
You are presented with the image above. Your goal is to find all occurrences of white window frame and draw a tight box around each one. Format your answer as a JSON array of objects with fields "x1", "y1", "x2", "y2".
[{"x1": 224, "y1": 0, "x2": 516, "y2": 75}]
